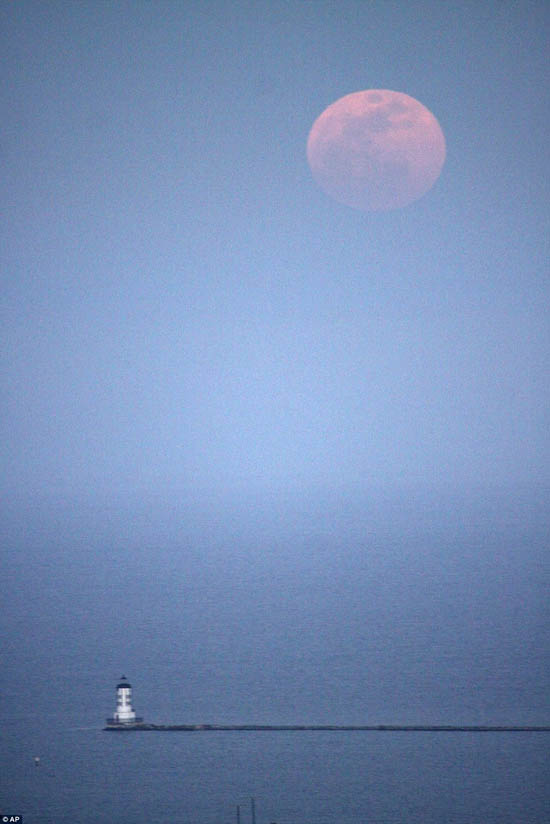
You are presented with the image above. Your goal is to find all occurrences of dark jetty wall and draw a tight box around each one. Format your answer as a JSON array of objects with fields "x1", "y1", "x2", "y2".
[{"x1": 103, "y1": 723, "x2": 550, "y2": 732}]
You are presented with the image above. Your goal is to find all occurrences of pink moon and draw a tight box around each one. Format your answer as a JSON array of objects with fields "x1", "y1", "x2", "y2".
[{"x1": 307, "y1": 89, "x2": 446, "y2": 211}]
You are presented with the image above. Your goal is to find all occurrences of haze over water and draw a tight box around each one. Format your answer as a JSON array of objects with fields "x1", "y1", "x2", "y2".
[{"x1": 2, "y1": 1, "x2": 549, "y2": 821}]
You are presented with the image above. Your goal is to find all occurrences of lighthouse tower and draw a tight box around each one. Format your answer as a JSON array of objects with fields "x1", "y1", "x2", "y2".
[{"x1": 106, "y1": 676, "x2": 143, "y2": 726}]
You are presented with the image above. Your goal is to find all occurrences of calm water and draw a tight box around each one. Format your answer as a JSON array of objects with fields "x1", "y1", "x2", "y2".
[
  {"x1": 2, "y1": 490, "x2": 549, "y2": 822},
  {"x1": 2, "y1": 720, "x2": 549, "y2": 823}
]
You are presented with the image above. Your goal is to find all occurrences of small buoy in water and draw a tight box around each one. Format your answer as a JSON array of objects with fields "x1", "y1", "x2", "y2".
[{"x1": 34, "y1": 756, "x2": 40, "y2": 766}]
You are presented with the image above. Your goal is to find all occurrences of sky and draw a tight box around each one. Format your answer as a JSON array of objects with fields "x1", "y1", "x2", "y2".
[{"x1": 1, "y1": 1, "x2": 549, "y2": 725}]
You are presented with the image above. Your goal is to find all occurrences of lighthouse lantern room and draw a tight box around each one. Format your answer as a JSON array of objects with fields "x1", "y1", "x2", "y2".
[{"x1": 106, "y1": 676, "x2": 143, "y2": 726}]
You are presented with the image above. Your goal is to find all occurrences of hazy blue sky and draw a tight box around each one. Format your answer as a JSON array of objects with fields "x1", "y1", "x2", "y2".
[
  {"x1": 3, "y1": 0, "x2": 548, "y2": 501},
  {"x1": 2, "y1": 2, "x2": 549, "y2": 727}
]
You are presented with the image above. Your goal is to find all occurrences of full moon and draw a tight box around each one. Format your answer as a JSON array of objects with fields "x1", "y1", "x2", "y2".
[{"x1": 307, "y1": 89, "x2": 446, "y2": 211}]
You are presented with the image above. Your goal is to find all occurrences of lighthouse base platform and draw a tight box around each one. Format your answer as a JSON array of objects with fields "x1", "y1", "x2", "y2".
[{"x1": 105, "y1": 717, "x2": 144, "y2": 728}]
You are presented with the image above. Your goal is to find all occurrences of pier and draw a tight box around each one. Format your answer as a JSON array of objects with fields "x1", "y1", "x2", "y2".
[{"x1": 104, "y1": 723, "x2": 550, "y2": 732}]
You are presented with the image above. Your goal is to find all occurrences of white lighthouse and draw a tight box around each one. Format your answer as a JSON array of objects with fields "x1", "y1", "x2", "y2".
[{"x1": 106, "y1": 676, "x2": 143, "y2": 726}]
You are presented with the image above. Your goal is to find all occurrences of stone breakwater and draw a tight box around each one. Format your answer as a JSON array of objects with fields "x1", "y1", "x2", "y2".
[{"x1": 103, "y1": 723, "x2": 550, "y2": 732}]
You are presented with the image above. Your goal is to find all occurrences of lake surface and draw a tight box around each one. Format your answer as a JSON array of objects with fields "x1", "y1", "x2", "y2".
[
  {"x1": 3, "y1": 720, "x2": 549, "y2": 823},
  {"x1": 2, "y1": 488, "x2": 549, "y2": 822}
]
